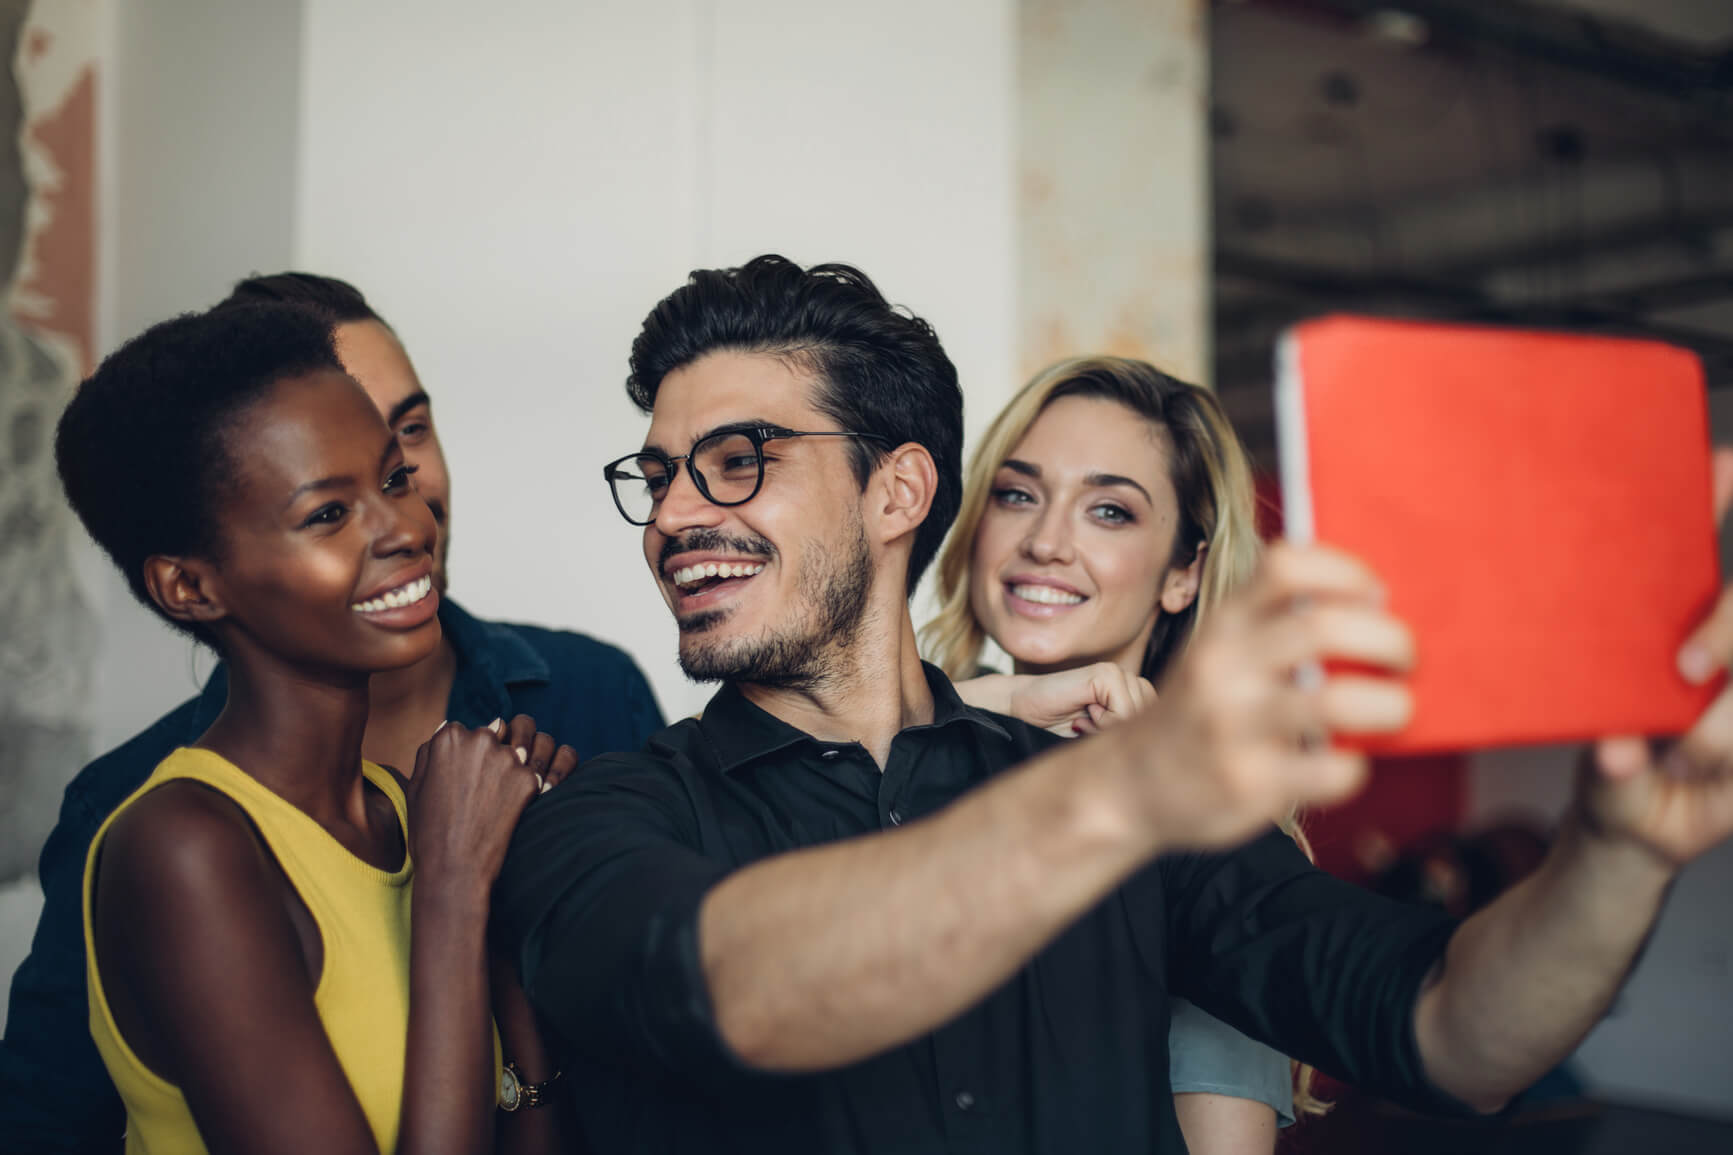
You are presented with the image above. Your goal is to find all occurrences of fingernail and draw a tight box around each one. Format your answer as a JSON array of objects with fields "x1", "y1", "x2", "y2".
[
  {"x1": 488, "y1": 717, "x2": 504, "y2": 734},
  {"x1": 434, "y1": 719, "x2": 450, "y2": 733},
  {"x1": 1678, "y1": 644, "x2": 1716, "y2": 684},
  {"x1": 539, "y1": 778, "x2": 552, "y2": 794},
  {"x1": 514, "y1": 746, "x2": 529, "y2": 765}
]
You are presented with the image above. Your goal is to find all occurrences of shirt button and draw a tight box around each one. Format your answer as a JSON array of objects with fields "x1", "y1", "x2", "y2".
[
  {"x1": 888, "y1": 809, "x2": 903, "y2": 825},
  {"x1": 954, "y1": 1090, "x2": 975, "y2": 1111},
  {"x1": 820, "y1": 749, "x2": 840, "y2": 760}
]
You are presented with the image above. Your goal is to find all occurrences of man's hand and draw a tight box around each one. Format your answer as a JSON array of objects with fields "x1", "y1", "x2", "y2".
[
  {"x1": 1579, "y1": 446, "x2": 1733, "y2": 869},
  {"x1": 1110, "y1": 543, "x2": 1416, "y2": 854}
]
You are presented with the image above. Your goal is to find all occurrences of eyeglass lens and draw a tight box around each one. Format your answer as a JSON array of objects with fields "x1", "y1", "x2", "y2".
[{"x1": 610, "y1": 430, "x2": 763, "y2": 523}]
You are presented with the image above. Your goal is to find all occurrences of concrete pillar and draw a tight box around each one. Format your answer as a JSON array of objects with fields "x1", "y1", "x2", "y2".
[{"x1": 1018, "y1": 0, "x2": 1211, "y2": 385}]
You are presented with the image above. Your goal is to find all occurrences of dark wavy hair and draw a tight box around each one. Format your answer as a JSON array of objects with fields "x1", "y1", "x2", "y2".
[
  {"x1": 55, "y1": 303, "x2": 344, "y2": 645},
  {"x1": 217, "y1": 271, "x2": 388, "y2": 328},
  {"x1": 626, "y1": 254, "x2": 963, "y2": 595}
]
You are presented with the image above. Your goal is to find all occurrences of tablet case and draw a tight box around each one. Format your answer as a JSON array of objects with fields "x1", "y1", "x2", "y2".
[{"x1": 1276, "y1": 315, "x2": 1723, "y2": 753}]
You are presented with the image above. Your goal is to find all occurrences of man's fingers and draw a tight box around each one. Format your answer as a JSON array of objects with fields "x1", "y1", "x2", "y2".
[
  {"x1": 1679, "y1": 583, "x2": 1733, "y2": 685},
  {"x1": 1712, "y1": 445, "x2": 1733, "y2": 527},
  {"x1": 1284, "y1": 747, "x2": 1370, "y2": 808},
  {"x1": 1662, "y1": 689, "x2": 1733, "y2": 779},
  {"x1": 1250, "y1": 543, "x2": 1386, "y2": 614},
  {"x1": 1593, "y1": 735, "x2": 1651, "y2": 781},
  {"x1": 1265, "y1": 604, "x2": 1415, "y2": 674},
  {"x1": 1676, "y1": 448, "x2": 1733, "y2": 684},
  {"x1": 1318, "y1": 675, "x2": 1413, "y2": 734}
]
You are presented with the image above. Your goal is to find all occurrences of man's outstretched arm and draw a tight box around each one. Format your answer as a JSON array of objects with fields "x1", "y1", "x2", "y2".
[
  {"x1": 501, "y1": 546, "x2": 1413, "y2": 1081},
  {"x1": 1413, "y1": 449, "x2": 1733, "y2": 1111},
  {"x1": 696, "y1": 547, "x2": 1413, "y2": 1071},
  {"x1": 1411, "y1": 786, "x2": 1675, "y2": 1113}
]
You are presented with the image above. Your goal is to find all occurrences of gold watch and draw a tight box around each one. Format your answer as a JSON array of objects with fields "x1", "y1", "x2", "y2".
[{"x1": 498, "y1": 1061, "x2": 562, "y2": 1112}]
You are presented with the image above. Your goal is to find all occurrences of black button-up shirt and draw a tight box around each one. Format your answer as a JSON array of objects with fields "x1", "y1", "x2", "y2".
[{"x1": 498, "y1": 664, "x2": 1465, "y2": 1154}]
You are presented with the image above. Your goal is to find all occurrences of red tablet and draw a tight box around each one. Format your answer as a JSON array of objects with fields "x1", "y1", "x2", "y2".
[{"x1": 1276, "y1": 315, "x2": 1722, "y2": 753}]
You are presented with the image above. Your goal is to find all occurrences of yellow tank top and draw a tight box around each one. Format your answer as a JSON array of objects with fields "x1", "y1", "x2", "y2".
[{"x1": 83, "y1": 747, "x2": 415, "y2": 1154}]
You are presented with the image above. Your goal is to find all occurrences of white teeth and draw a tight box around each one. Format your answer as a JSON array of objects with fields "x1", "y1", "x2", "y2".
[
  {"x1": 1011, "y1": 583, "x2": 1084, "y2": 606},
  {"x1": 671, "y1": 562, "x2": 765, "y2": 589},
  {"x1": 351, "y1": 575, "x2": 433, "y2": 614}
]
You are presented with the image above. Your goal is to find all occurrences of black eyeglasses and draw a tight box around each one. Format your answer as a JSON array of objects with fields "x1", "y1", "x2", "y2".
[{"x1": 602, "y1": 425, "x2": 892, "y2": 526}]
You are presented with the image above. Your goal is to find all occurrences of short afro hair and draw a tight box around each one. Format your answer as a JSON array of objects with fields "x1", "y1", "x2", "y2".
[
  {"x1": 56, "y1": 303, "x2": 344, "y2": 644},
  {"x1": 626, "y1": 254, "x2": 963, "y2": 596},
  {"x1": 217, "y1": 271, "x2": 387, "y2": 328}
]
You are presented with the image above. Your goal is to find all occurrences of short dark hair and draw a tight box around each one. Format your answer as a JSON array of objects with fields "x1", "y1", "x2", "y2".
[
  {"x1": 626, "y1": 254, "x2": 963, "y2": 595},
  {"x1": 55, "y1": 303, "x2": 344, "y2": 645},
  {"x1": 217, "y1": 271, "x2": 387, "y2": 328}
]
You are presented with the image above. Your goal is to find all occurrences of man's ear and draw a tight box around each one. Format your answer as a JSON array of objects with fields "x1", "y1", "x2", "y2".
[
  {"x1": 1159, "y1": 542, "x2": 1205, "y2": 614},
  {"x1": 872, "y1": 443, "x2": 938, "y2": 547},
  {"x1": 142, "y1": 556, "x2": 229, "y2": 629}
]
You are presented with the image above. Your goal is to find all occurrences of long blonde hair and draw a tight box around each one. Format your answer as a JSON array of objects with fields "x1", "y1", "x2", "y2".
[{"x1": 922, "y1": 355, "x2": 1328, "y2": 1117}]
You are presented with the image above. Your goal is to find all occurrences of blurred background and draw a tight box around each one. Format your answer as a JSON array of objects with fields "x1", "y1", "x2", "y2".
[{"x1": 0, "y1": 0, "x2": 1728, "y2": 1147}]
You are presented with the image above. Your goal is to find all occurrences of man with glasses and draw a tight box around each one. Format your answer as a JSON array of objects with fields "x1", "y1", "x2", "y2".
[{"x1": 499, "y1": 253, "x2": 1733, "y2": 1154}]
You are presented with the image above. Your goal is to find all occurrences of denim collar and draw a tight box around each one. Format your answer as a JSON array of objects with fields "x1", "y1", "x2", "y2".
[{"x1": 183, "y1": 597, "x2": 547, "y2": 740}]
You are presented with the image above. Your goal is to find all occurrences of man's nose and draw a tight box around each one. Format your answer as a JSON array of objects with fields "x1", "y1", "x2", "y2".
[{"x1": 652, "y1": 463, "x2": 724, "y2": 538}]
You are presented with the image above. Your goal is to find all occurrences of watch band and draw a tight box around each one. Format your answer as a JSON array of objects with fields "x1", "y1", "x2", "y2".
[{"x1": 499, "y1": 1061, "x2": 562, "y2": 1112}]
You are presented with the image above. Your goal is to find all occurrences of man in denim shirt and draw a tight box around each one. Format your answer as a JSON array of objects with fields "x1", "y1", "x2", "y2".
[{"x1": 0, "y1": 273, "x2": 665, "y2": 1153}]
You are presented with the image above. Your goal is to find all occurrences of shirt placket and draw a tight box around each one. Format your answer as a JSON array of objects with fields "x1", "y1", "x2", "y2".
[{"x1": 882, "y1": 733, "x2": 1001, "y2": 1151}]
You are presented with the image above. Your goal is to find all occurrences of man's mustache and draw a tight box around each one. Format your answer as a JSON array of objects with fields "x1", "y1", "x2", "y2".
[{"x1": 659, "y1": 529, "x2": 775, "y2": 571}]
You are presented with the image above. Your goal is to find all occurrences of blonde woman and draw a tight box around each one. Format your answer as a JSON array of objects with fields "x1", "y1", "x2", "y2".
[{"x1": 924, "y1": 356, "x2": 1323, "y2": 1155}]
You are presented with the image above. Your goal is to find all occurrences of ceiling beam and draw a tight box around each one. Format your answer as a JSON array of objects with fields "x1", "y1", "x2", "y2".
[{"x1": 1232, "y1": 0, "x2": 1733, "y2": 125}]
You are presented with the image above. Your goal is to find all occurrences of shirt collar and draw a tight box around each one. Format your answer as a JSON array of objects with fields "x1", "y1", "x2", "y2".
[
  {"x1": 700, "y1": 661, "x2": 1012, "y2": 775},
  {"x1": 185, "y1": 596, "x2": 551, "y2": 743},
  {"x1": 438, "y1": 596, "x2": 551, "y2": 688}
]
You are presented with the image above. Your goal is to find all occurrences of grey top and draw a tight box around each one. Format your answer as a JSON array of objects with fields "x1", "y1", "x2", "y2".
[{"x1": 1168, "y1": 998, "x2": 1297, "y2": 1128}]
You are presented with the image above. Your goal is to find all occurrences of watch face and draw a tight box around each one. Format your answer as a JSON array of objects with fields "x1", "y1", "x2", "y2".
[{"x1": 499, "y1": 1066, "x2": 522, "y2": 1112}]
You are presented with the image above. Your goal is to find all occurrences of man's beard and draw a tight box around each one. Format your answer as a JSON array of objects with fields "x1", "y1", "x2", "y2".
[{"x1": 675, "y1": 516, "x2": 874, "y2": 691}]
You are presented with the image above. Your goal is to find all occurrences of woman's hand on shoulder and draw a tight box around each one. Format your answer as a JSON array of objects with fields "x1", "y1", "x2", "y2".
[
  {"x1": 956, "y1": 663, "x2": 1156, "y2": 735},
  {"x1": 407, "y1": 716, "x2": 576, "y2": 894}
]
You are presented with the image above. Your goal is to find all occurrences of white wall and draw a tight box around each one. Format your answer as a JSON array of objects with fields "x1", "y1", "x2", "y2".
[
  {"x1": 1018, "y1": 0, "x2": 1210, "y2": 383},
  {"x1": 87, "y1": 0, "x2": 305, "y2": 751},
  {"x1": 293, "y1": 0, "x2": 1016, "y2": 720}
]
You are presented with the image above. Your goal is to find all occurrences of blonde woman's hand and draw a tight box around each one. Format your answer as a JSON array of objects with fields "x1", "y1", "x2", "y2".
[{"x1": 956, "y1": 663, "x2": 1156, "y2": 735}]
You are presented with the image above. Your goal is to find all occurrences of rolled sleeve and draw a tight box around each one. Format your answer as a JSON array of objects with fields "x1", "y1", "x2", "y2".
[
  {"x1": 495, "y1": 752, "x2": 739, "y2": 1088},
  {"x1": 1161, "y1": 828, "x2": 1471, "y2": 1116}
]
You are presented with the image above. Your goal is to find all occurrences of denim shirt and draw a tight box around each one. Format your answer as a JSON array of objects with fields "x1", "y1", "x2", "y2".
[{"x1": 0, "y1": 598, "x2": 665, "y2": 1153}]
